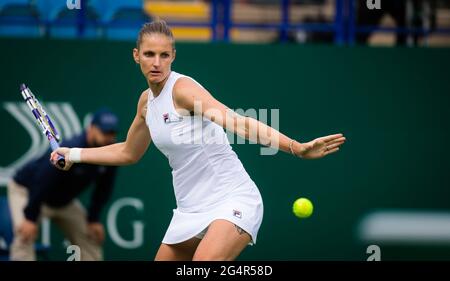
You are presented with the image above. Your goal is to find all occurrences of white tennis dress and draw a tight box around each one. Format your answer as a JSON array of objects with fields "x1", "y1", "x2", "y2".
[{"x1": 145, "y1": 71, "x2": 264, "y2": 245}]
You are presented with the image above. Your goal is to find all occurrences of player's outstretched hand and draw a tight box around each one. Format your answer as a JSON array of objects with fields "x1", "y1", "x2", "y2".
[
  {"x1": 50, "y1": 147, "x2": 73, "y2": 171},
  {"x1": 297, "y1": 133, "x2": 346, "y2": 159}
]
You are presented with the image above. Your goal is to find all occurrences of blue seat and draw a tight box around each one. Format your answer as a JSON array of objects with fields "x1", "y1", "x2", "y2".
[
  {"x1": 90, "y1": 0, "x2": 144, "y2": 23},
  {"x1": 36, "y1": 0, "x2": 100, "y2": 39},
  {"x1": 0, "y1": 0, "x2": 42, "y2": 38},
  {"x1": 0, "y1": 196, "x2": 51, "y2": 261},
  {"x1": 104, "y1": 8, "x2": 151, "y2": 41},
  {"x1": 0, "y1": 0, "x2": 29, "y2": 11},
  {"x1": 90, "y1": 0, "x2": 149, "y2": 40}
]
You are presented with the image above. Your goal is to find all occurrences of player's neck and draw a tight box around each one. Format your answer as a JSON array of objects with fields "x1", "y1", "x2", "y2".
[{"x1": 149, "y1": 73, "x2": 170, "y2": 98}]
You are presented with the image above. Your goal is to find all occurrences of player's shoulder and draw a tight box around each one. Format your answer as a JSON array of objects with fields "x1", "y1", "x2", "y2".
[
  {"x1": 137, "y1": 89, "x2": 149, "y2": 108},
  {"x1": 174, "y1": 76, "x2": 198, "y2": 89},
  {"x1": 138, "y1": 89, "x2": 149, "y2": 102},
  {"x1": 137, "y1": 89, "x2": 149, "y2": 118},
  {"x1": 173, "y1": 76, "x2": 203, "y2": 100}
]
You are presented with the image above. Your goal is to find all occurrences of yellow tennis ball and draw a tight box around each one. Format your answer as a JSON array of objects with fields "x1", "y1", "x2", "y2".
[{"x1": 293, "y1": 198, "x2": 313, "y2": 218}]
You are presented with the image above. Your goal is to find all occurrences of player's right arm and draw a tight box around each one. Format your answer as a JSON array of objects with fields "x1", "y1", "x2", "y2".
[{"x1": 51, "y1": 91, "x2": 151, "y2": 170}]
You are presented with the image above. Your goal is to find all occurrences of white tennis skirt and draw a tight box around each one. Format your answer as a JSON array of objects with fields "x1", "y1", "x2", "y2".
[{"x1": 162, "y1": 183, "x2": 264, "y2": 245}]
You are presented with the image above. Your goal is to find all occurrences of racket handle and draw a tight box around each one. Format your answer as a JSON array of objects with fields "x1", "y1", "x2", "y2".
[{"x1": 49, "y1": 136, "x2": 66, "y2": 169}]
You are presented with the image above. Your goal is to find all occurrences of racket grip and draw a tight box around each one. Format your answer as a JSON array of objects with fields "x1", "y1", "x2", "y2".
[{"x1": 49, "y1": 137, "x2": 66, "y2": 168}]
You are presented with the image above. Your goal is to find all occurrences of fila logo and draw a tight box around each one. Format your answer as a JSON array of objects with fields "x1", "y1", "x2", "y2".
[
  {"x1": 163, "y1": 112, "x2": 183, "y2": 124},
  {"x1": 233, "y1": 209, "x2": 242, "y2": 219}
]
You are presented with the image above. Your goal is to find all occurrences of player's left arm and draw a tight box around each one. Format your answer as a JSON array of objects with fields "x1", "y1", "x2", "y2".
[{"x1": 173, "y1": 77, "x2": 346, "y2": 159}]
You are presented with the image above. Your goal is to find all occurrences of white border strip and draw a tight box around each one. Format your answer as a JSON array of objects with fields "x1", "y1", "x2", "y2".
[{"x1": 358, "y1": 210, "x2": 450, "y2": 244}]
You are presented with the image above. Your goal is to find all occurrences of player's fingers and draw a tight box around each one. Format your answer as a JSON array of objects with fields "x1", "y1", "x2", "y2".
[
  {"x1": 50, "y1": 151, "x2": 57, "y2": 161},
  {"x1": 51, "y1": 157, "x2": 64, "y2": 170},
  {"x1": 50, "y1": 151, "x2": 62, "y2": 161},
  {"x1": 50, "y1": 153, "x2": 60, "y2": 167},
  {"x1": 55, "y1": 147, "x2": 68, "y2": 157},
  {"x1": 49, "y1": 153, "x2": 58, "y2": 167},
  {"x1": 325, "y1": 147, "x2": 339, "y2": 156},
  {"x1": 62, "y1": 162, "x2": 72, "y2": 171},
  {"x1": 322, "y1": 133, "x2": 343, "y2": 142},
  {"x1": 327, "y1": 137, "x2": 346, "y2": 145},
  {"x1": 327, "y1": 141, "x2": 345, "y2": 150}
]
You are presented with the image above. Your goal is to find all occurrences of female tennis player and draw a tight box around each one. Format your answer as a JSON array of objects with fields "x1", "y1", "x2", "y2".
[{"x1": 51, "y1": 20, "x2": 346, "y2": 261}]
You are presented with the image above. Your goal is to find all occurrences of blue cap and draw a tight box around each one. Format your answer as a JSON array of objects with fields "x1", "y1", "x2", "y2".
[{"x1": 91, "y1": 108, "x2": 119, "y2": 133}]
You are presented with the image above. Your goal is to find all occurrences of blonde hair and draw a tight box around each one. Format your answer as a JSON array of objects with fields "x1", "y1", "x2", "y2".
[{"x1": 136, "y1": 20, "x2": 175, "y2": 50}]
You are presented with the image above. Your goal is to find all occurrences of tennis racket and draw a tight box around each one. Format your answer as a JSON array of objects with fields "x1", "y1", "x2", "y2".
[{"x1": 20, "y1": 83, "x2": 66, "y2": 168}]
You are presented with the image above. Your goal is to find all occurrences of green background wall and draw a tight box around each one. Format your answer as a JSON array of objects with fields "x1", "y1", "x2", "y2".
[{"x1": 1, "y1": 38, "x2": 449, "y2": 260}]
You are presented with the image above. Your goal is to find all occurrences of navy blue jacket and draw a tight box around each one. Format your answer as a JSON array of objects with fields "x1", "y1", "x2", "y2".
[{"x1": 13, "y1": 132, "x2": 117, "y2": 223}]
